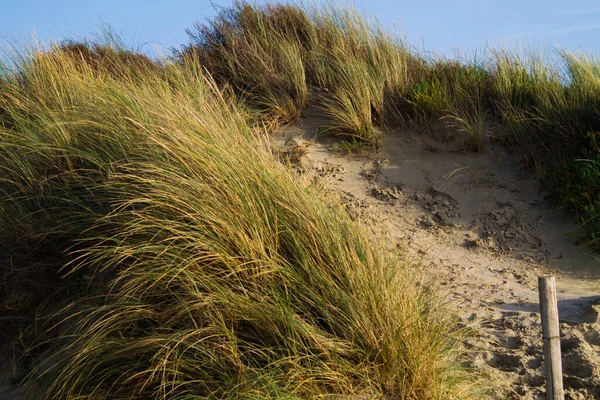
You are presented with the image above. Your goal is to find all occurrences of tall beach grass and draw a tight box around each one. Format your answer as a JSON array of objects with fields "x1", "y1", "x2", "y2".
[
  {"x1": 0, "y1": 39, "x2": 473, "y2": 398},
  {"x1": 180, "y1": 2, "x2": 422, "y2": 143}
]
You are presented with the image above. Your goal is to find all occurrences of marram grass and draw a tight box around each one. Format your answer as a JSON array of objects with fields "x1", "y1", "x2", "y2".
[
  {"x1": 0, "y1": 43, "x2": 473, "y2": 398},
  {"x1": 4, "y1": 2, "x2": 600, "y2": 398},
  {"x1": 181, "y1": 2, "x2": 420, "y2": 141}
]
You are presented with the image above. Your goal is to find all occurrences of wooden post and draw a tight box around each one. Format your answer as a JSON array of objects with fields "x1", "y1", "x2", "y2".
[{"x1": 538, "y1": 276, "x2": 564, "y2": 400}]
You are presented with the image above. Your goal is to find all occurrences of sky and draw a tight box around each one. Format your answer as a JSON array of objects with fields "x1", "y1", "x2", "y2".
[{"x1": 1, "y1": 0, "x2": 600, "y2": 58}]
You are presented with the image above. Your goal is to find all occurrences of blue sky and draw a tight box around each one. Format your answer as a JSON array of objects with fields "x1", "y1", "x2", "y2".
[{"x1": 1, "y1": 0, "x2": 600, "y2": 57}]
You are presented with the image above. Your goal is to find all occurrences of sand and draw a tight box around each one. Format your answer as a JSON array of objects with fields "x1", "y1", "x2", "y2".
[{"x1": 277, "y1": 114, "x2": 600, "y2": 399}]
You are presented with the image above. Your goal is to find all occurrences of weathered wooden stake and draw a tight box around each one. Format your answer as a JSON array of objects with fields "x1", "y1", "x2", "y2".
[{"x1": 538, "y1": 276, "x2": 564, "y2": 400}]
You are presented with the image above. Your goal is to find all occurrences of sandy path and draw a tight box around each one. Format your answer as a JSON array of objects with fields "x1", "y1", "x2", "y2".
[{"x1": 278, "y1": 118, "x2": 600, "y2": 399}]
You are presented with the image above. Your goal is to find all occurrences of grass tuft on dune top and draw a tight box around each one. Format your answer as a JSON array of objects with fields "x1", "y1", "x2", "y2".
[
  {"x1": 180, "y1": 2, "x2": 420, "y2": 143},
  {"x1": 0, "y1": 40, "x2": 472, "y2": 399}
]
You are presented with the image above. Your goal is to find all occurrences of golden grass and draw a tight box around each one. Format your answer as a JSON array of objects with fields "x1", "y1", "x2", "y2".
[{"x1": 0, "y1": 41, "x2": 473, "y2": 399}]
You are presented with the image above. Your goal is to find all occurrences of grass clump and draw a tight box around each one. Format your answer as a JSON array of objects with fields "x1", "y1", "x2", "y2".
[
  {"x1": 181, "y1": 2, "x2": 420, "y2": 143},
  {"x1": 181, "y1": 2, "x2": 309, "y2": 131},
  {"x1": 0, "y1": 39, "x2": 473, "y2": 399},
  {"x1": 404, "y1": 78, "x2": 446, "y2": 123},
  {"x1": 58, "y1": 39, "x2": 161, "y2": 78},
  {"x1": 487, "y1": 48, "x2": 600, "y2": 245},
  {"x1": 443, "y1": 86, "x2": 489, "y2": 152},
  {"x1": 317, "y1": 52, "x2": 382, "y2": 144}
]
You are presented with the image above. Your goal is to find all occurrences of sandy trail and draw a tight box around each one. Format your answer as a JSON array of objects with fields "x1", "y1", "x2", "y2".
[{"x1": 279, "y1": 116, "x2": 600, "y2": 399}]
